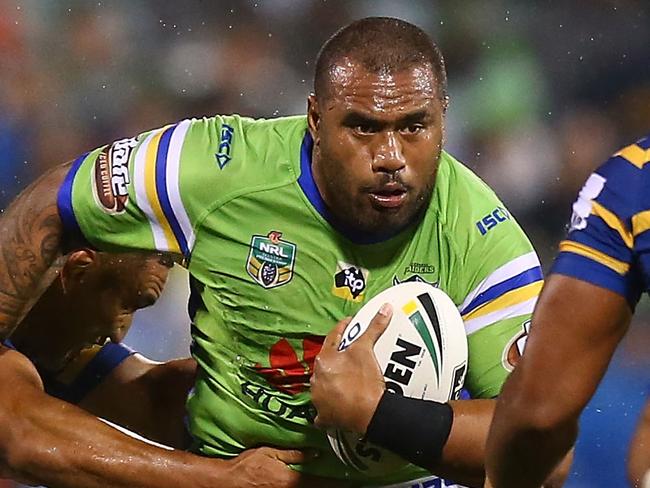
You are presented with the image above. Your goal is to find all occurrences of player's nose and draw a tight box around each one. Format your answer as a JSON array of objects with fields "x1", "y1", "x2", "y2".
[{"x1": 372, "y1": 131, "x2": 406, "y2": 173}]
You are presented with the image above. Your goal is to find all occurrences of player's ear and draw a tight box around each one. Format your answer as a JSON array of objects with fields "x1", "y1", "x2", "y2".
[
  {"x1": 59, "y1": 249, "x2": 98, "y2": 293},
  {"x1": 307, "y1": 94, "x2": 320, "y2": 144}
]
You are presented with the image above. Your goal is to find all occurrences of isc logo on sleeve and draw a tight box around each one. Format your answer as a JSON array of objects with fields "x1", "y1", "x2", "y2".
[
  {"x1": 216, "y1": 123, "x2": 235, "y2": 169},
  {"x1": 475, "y1": 206, "x2": 510, "y2": 236}
]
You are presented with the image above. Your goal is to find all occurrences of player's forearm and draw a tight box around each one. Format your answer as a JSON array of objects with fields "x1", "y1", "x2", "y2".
[
  {"x1": 485, "y1": 417, "x2": 577, "y2": 488},
  {"x1": 80, "y1": 356, "x2": 197, "y2": 448},
  {"x1": 0, "y1": 163, "x2": 69, "y2": 339},
  {"x1": 485, "y1": 368, "x2": 578, "y2": 488},
  {"x1": 425, "y1": 399, "x2": 495, "y2": 487},
  {"x1": 429, "y1": 399, "x2": 571, "y2": 488},
  {"x1": 364, "y1": 395, "x2": 492, "y2": 488},
  {"x1": 0, "y1": 351, "x2": 227, "y2": 488},
  {"x1": 3, "y1": 391, "x2": 231, "y2": 488}
]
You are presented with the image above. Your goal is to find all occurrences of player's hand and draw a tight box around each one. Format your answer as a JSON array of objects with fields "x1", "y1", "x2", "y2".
[
  {"x1": 311, "y1": 304, "x2": 392, "y2": 435},
  {"x1": 223, "y1": 447, "x2": 349, "y2": 488}
]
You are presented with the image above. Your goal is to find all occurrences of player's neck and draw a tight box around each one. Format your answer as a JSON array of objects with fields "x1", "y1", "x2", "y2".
[{"x1": 11, "y1": 280, "x2": 69, "y2": 362}]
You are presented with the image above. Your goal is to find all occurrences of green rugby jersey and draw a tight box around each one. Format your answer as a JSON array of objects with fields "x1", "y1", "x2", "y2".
[{"x1": 58, "y1": 115, "x2": 542, "y2": 485}]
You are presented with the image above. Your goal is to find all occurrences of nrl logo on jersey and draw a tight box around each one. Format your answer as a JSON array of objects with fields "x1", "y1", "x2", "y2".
[
  {"x1": 246, "y1": 231, "x2": 296, "y2": 289},
  {"x1": 92, "y1": 136, "x2": 138, "y2": 214}
]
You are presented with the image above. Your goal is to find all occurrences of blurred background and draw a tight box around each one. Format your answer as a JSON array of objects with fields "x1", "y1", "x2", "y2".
[{"x1": 0, "y1": 0, "x2": 649, "y2": 486}]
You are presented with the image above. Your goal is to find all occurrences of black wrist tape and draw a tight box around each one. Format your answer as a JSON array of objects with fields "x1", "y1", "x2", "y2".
[{"x1": 365, "y1": 390, "x2": 454, "y2": 468}]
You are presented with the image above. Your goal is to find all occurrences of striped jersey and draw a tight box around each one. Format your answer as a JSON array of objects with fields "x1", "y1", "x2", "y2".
[
  {"x1": 552, "y1": 135, "x2": 650, "y2": 306},
  {"x1": 57, "y1": 115, "x2": 541, "y2": 485}
]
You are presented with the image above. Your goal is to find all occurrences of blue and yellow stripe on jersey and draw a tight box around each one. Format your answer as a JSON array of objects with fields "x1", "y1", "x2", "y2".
[
  {"x1": 133, "y1": 120, "x2": 195, "y2": 257},
  {"x1": 58, "y1": 120, "x2": 196, "y2": 258},
  {"x1": 459, "y1": 251, "x2": 543, "y2": 334},
  {"x1": 551, "y1": 134, "x2": 650, "y2": 306}
]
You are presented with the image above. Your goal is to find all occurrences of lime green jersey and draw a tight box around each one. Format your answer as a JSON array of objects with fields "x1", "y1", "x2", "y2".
[{"x1": 59, "y1": 115, "x2": 542, "y2": 485}]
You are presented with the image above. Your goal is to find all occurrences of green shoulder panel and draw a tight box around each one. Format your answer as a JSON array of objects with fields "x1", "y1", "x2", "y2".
[{"x1": 435, "y1": 152, "x2": 542, "y2": 398}]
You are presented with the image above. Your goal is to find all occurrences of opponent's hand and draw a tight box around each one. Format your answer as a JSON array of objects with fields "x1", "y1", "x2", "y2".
[
  {"x1": 222, "y1": 447, "x2": 348, "y2": 488},
  {"x1": 311, "y1": 304, "x2": 392, "y2": 434}
]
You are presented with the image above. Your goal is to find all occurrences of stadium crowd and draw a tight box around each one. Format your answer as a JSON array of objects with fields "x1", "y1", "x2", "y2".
[{"x1": 1, "y1": 1, "x2": 649, "y2": 486}]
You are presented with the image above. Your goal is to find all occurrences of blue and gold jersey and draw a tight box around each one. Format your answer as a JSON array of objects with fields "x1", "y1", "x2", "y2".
[{"x1": 551, "y1": 135, "x2": 650, "y2": 307}]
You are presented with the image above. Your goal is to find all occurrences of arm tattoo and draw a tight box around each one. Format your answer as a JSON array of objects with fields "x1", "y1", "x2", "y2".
[{"x1": 0, "y1": 164, "x2": 70, "y2": 338}]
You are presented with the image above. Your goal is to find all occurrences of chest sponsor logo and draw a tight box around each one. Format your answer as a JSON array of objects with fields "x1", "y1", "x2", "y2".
[
  {"x1": 332, "y1": 262, "x2": 369, "y2": 302},
  {"x1": 92, "y1": 136, "x2": 138, "y2": 214},
  {"x1": 254, "y1": 335, "x2": 324, "y2": 394},
  {"x1": 241, "y1": 335, "x2": 325, "y2": 422},
  {"x1": 503, "y1": 319, "x2": 531, "y2": 371},
  {"x1": 246, "y1": 231, "x2": 296, "y2": 289}
]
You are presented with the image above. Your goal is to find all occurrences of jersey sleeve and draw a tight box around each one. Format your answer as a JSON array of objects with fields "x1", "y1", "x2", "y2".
[
  {"x1": 443, "y1": 162, "x2": 542, "y2": 399},
  {"x1": 550, "y1": 137, "x2": 650, "y2": 308},
  {"x1": 460, "y1": 228, "x2": 541, "y2": 399},
  {"x1": 19, "y1": 342, "x2": 135, "y2": 404},
  {"x1": 57, "y1": 117, "x2": 231, "y2": 258}
]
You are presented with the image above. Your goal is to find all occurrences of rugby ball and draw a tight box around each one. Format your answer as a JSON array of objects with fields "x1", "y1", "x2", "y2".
[{"x1": 327, "y1": 282, "x2": 468, "y2": 475}]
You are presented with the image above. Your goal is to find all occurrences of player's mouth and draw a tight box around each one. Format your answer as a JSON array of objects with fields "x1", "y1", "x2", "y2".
[{"x1": 368, "y1": 183, "x2": 408, "y2": 209}]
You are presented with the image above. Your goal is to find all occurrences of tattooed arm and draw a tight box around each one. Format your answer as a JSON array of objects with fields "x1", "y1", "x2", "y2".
[
  {"x1": 0, "y1": 165, "x2": 333, "y2": 488},
  {"x1": 0, "y1": 164, "x2": 70, "y2": 340}
]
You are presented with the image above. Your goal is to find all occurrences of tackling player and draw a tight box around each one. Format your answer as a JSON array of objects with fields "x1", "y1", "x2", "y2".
[
  {"x1": 0, "y1": 249, "x2": 333, "y2": 488},
  {"x1": 1, "y1": 17, "x2": 544, "y2": 487},
  {"x1": 485, "y1": 135, "x2": 650, "y2": 487}
]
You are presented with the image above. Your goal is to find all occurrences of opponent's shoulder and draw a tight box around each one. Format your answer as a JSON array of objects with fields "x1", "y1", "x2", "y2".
[{"x1": 587, "y1": 134, "x2": 650, "y2": 221}]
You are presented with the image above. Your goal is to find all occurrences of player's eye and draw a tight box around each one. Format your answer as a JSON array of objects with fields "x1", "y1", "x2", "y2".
[
  {"x1": 401, "y1": 124, "x2": 425, "y2": 135},
  {"x1": 353, "y1": 124, "x2": 378, "y2": 135}
]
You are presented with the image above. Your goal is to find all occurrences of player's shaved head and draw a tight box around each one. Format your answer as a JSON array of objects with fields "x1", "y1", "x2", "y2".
[{"x1": 314, "y1": 17, "x2": 448, "y2": 104}]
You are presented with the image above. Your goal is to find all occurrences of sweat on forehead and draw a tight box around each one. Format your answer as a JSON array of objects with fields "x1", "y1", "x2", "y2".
[
  {"x1": 326, "y1": 61, "x2": 438, "y2": 100},
  {"x1": 313, "y1": 17, "x2": 447, "y2": 102}
]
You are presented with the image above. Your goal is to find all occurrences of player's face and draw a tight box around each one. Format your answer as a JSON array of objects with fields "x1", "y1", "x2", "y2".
[
  {"x1": 55, "y1": 254, "x2": 171, "y2": 370},
  {"x1": 309, "y1": 61, "x2": 445, "y2": 238}
]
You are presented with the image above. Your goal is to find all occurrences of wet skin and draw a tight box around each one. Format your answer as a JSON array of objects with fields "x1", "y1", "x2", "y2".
[
  {"x1": 9, "y1": 252, "x2": 171, "y2": 373},
  {"x1": 308, "y1": 58, "x2": 447, "y2": 239}
]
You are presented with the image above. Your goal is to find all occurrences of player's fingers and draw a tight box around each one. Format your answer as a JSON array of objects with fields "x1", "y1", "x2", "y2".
[
  {"x1": 324, "y1": 316, "x2": 352, "y2": 350},
  {"x1": 358, "y1": 303, "x2": 392, "y2": 346},
  {"x1": 268, "y1": 448, "x2": 309, "y2": 465}
]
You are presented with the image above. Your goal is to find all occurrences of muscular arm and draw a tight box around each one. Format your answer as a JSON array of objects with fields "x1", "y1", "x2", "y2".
[
  {"x1": 0, "y1": 345, "x2": 228, "y2": 488},
  {"x1": 0, "y1": 169, "x2": 333, "y2": 487},
  {"x1": 0, "y1": 345, "x2": 340, "y2": 488},
  {"x1": 441, "y1": 400, "x2": 572, "y2": 487},
  {"x1": 485, "y1": 275, "x2": 631, "y2": 488},
  {"x1": 0, "y1": 164, "x2": 69, "y2": 339},
  {"x1": 312, "y1": 311, "x2": 572, "y2": 488},
  {"x1": 80, "y1": 355, "x2": 197, "y2": 448}
]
